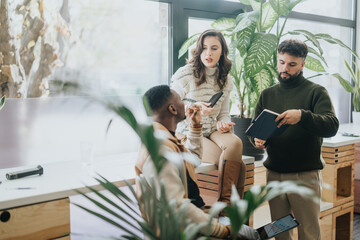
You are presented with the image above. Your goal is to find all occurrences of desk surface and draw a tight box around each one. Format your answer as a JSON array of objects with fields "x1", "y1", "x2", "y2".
[
  {"x1": 323, "y1": 123, "x2": 360, "y2": 147},
  {"x1": 0, "y1": 152, "x2": 137, "y2": 210},
  {"x1": 0, "y1": 153, "x2": 254, "y2": 210}
]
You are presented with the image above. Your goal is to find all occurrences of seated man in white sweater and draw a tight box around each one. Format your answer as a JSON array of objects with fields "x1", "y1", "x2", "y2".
[{"x1": 135, "y1": 85, "x2": 241, "y2": 238}]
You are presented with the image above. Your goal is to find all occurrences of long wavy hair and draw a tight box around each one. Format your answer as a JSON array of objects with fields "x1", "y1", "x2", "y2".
[{"x1": 188, "y1": 29, "x2": 232, "y2": 90}]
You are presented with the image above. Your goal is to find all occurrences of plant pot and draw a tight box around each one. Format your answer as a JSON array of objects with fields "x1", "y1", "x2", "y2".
[
  {"x1": 231, "y1": 116, "x2": 265, "y2": 161},
  {"x1": 352, "y1": 111, "x2": 360, "y2": 125}
]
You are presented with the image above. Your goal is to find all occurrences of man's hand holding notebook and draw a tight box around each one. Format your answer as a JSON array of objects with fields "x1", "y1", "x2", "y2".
[{"x1": 245, "y1": 109, "x2": 289, "y2": 141}]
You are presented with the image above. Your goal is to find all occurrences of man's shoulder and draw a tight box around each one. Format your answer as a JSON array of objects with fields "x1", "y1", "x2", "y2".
[{"x1": 302, "y1": 78, "x2": 327, "y2": 92}]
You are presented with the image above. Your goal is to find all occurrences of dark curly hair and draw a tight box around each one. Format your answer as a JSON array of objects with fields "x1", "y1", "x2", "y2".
[
  {"x1": 188, "y1": 29, "x2": 232, "y2": 90},
  {"x1": 144, "y1": 85, "x2": 172, "y2": 111},
  {"x1": 278, "y1": 39, "x2": 308, "y2": 60}
]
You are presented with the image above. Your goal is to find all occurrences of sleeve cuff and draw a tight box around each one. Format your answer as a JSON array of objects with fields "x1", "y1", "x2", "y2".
[{"x1": 188, "y1": 125, "x2": 202, "y2": 137}]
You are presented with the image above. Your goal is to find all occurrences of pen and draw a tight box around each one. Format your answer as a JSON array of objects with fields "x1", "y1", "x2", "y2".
[{"x1": 9, "y1": 187, "x2": 36, "y2": 190}]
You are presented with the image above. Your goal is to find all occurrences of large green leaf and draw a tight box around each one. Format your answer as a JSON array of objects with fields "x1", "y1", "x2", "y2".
[
  {"x1": 354, "y1": 61, "x2": 360, "y2": 87},
  {"x1": 178, "y1": 33, "x2": 200, "y2": 59},
  {"x1": 265, "y1": 64, "x2": 278, "y2": 86},
  {"x1": 0, "y1": 96, "x2": 5, "y2": 111},
  {"x1": 253, "y1": 67, "x2": 273, "y2": 93},
  {"x1": 307, "y1": 46, "x2": 328, "y2": 67},
  {"x1": 269, "y1": 0, "x2": 289, "y2": 15},
  {"x1": 233, "y1": 11, "x2": 259, "y2": 33},
  {"x1": 236, "y1": 22, "x2": 256, "y2": 56},
  {"x1": 260, "y1": 1, "x2": 278, "y2": 31},
  {"x1": 287, "y1": 0, "x2": 305, "y2": 11},
  {"x1": 354, "y1": 90, "x2": 360, "y2": 112},
  {"x1": 332, "y1": 73, "x2": 354, "y2": 93},
  {"x1": 248, "y1": 0, "x2": 261, "y2": 11},
  {"x1": 233, "y1": 53, "x2": 245, "y2": 79},
  {"x1": 304, "y1": 55, "x2": 326, "y2": 72},
  {"x1": 269, "y1": 0, "x2": 304, "y2": 15},
  {"x1": 228, "y1": 36, "x2": 238, "y2": 63},
  {"x1": 244, "y1": 33, "x2": 278, "y2": 78},
  {"x1": 239, "y1": 0, "x2": 252, "y2": 5},
  {"x1": 288, "y1": 30, "x2": 323, "y2": 55},
  {"x1": 212, "y1": 17, "x2": 236, "y2": 31},
  {"x1": 344, "y1": 59, "x2": 356, "y2": 82},
  {"x1": 315, "y1": 33, "x2": 359, "y2": 59}
]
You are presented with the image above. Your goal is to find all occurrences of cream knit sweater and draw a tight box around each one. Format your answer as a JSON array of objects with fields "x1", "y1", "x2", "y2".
[{"x1": 171, "y1": 64, "x2": 233, "y2": 137}]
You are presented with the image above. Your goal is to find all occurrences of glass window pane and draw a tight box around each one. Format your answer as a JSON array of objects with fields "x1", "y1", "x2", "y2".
[
  {"x1": 188, "y1": 18, "x2": 214, "y2": 56},
  {"x1": 277, "y1": 19, "x2": 353, "y2": 123},
  {"x1": 225, "y1": 0, "x2": 354, "y2": 20},
  {"x1": 189, "y1": 18, "x2": 213, "y2": 37},
  {"x1": 292, "y1": 0, "x2": 354, "y2": 20},
  {"x1": 48, "y1": 0, "x2": 169, "y2": 96}
]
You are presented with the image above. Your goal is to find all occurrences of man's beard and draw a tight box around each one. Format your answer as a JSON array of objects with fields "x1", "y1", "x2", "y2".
[{"x1": 278, "y1": 71, "x2": 302, "y2": 83}]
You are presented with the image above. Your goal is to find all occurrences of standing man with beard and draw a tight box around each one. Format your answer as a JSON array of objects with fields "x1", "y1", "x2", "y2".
[{"x1": 253, "y1": 39, "x2": 339, "y2": 240}]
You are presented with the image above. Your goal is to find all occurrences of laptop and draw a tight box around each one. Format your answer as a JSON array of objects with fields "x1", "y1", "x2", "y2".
[{"x1": 219, "y1": 214, "x2": 299, "y2": 240}]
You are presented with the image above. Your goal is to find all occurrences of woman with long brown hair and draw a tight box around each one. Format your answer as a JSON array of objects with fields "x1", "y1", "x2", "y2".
[{"x1": 171, "y1": 29, "x2": 245, "y2": 204}]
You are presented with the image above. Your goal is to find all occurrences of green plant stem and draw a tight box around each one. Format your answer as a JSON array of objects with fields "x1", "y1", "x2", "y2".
[{"x1": 258, "y1": 1, "x2": 263, "y2": 32}]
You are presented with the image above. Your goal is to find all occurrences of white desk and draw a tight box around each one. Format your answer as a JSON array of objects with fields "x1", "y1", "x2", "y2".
[
  {"x1": 0, "y1": 152, "x2": 138, "y2": 210},
  {"x1": 0, "y1": 153, "x2": 254, "y2": 210},
  {"x1": 323, "y1": 135, "x2": 360, "y2": 148}
]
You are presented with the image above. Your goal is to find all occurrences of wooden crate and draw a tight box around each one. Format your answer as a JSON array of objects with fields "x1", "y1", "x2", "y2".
[
  {"x1": 356, "y1": 144, "x2": 360, "y2": 179},
  {"x1": 196, "y1": 162, "x2": 254, "y2": 205},
  {"x1": 322, "y1": 145, "x2": 355, "y2": 164},
  {"x1": 355, "y1": 179, "x2": 360, "y2": 213},
  {"x1": 0, "y1": 198, "x2": 70, "y2": 240},
  {"x1": 320, "y1": 201, "x2": 354, "y2": 240},
  {"x1": 322, "y1": 161, "x2": 354, "y2": 206},
  {"x1": 356, "y1": 143, "x2": 360, "y2": 164}
]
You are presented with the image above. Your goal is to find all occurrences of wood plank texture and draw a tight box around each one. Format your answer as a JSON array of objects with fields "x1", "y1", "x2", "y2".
[
  {"x1": 322, "y1": 161, "x2": 354, "y2": 206},
  {"x1": 0, "y1": 198, "x2": 70, "y2": 240},
  {"x1": 322, "y1": 144, "x2": 354, "y2": 153},
  {"x1": 322, "y1": 150, "x2": 355, "y2": 159}
]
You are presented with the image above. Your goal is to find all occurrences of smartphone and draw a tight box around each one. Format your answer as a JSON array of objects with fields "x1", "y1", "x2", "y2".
[
  {"x1": 208, "y1": 91, "x2": 223, "y2": 107},
  {"x1": 257, "y1": 214, "x2": 299, "y2": 239}
]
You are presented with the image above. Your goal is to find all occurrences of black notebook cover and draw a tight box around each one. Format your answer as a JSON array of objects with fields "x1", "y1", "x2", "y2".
[{"x1": 245, "y1": 109, "x2": 288, "y2": 140}]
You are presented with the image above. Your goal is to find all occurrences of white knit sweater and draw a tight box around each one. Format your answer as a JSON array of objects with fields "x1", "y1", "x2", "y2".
[{"x1": 171, "y1": 64, "x2": 233, "y2": 137}]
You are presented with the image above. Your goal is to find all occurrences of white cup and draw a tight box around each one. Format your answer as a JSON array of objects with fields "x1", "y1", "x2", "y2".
[{"x1": 80, "y1": 142, "x2": 94, "y2": 169}]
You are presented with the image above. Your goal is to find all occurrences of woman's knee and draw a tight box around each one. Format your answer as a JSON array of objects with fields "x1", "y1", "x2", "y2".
[{"x1": 225, "y1": 135, "x2": 243, "y2": 154}]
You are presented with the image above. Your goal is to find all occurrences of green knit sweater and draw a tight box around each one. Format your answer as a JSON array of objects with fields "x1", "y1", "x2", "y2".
[{"x1": 254, "y1": 73, "x2": 339, "y2": 173}]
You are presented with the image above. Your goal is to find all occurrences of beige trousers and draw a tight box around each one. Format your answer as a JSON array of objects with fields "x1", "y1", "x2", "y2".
[
  {"x1": 202, "y1": 131, "x2": 246, "y2": 203},
  {"x1": 267, "y1": 169, "x2": 322, "y2": 240}
]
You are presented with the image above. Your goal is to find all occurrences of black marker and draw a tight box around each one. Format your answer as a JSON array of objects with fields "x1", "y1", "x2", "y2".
[{"x1": 6, "y1": 165, "x2": 43, "y2": 180}]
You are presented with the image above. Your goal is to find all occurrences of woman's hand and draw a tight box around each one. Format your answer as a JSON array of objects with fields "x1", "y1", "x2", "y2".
[
  {"x1": 254, "y1": 138, "x2": 266, "y2": 149},
  {"x1": 217, "y1": 120, "x2": 235, "y2": 133},
  {"x1": 194, "y1": 102, "x2": 214, "y2": 116}
]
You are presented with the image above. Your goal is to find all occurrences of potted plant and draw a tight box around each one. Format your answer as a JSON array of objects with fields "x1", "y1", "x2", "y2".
[
  {"x1": 332, "y1": 59, "x2": 360, "y2": 124},
  {"x1": 179, "y1": 0, "x2": 357, "y2": 160},
  {"x1": 74, "y1": 97, "x2": 316, "y2": 239}
]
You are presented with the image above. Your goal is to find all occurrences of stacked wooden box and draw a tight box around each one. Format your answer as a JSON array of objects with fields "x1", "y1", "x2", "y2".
[
  {"x1": 321, "y1": 144, "x2": 355, "y2": 240},
  {"x1": 196, "y1": 160, "x2": 255, "y2": 206},
  {"x1": 355, "y1": 143, "x2": 360, "y2": 213}
]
